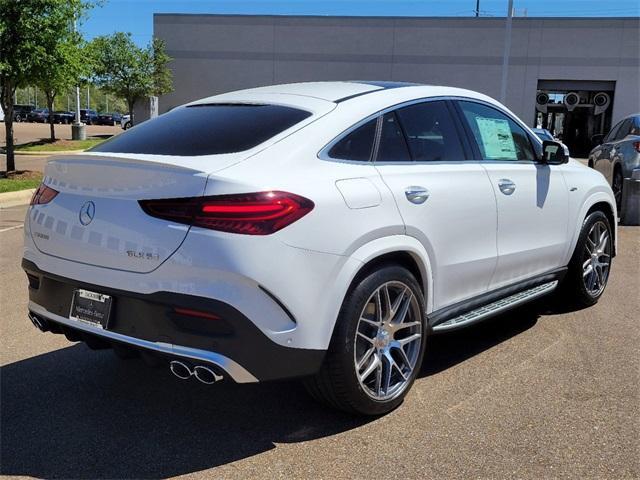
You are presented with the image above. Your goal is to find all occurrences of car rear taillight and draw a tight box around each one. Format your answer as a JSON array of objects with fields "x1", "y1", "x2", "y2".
[
  {"x1": 139, "y1": 191, "x2": 314, "y2": 235},
  {"x1": 633, "y1": 141, "x2": 640, "y2": 153},
  {"x1": 30, "y1": 183, "x2": 59, "y2": 205}
]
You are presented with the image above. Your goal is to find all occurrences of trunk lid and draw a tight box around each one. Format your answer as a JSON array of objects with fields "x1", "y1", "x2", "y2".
[{"x1": 29, "y1": 153, "x2": 243, "y2": 273}]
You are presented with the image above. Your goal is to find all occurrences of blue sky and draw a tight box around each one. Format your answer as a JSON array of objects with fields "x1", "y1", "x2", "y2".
[{"x1": 81, "y1": 0, "x2": 640, "y2": 47}]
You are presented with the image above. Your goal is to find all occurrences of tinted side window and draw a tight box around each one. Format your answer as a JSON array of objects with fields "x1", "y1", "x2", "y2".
[
  {"x1": 604, "y1": 121, "x2": 622, "y2": 142},
  {"x1": 459, "y1": 101, "x2": 535, "y2": 161},
  {"x1": 375, "y1": 112, "x2": 411, "y2": 162},
  {"x1": 395, "y1": 101, "x2": 464, "y2": 161},
  {"x1": 631, "y1": 117, "x2": 640, "y2": 136},
  {"x1": 329, "y1": 118, "x2": 377, "y2": 161},
  {"x1": 613, "y1": 119, "x2": 633, "y2": 141},
  {"x1": 92, "y1": 104, "x2": 312, "y2": 156}
]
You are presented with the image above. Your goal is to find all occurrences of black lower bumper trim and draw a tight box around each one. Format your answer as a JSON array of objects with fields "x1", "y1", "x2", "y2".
[{"x1": 22, "y1": 258, "x2": 326, "y2": 382}]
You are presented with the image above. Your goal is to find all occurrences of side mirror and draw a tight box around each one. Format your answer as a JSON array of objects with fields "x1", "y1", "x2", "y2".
[
  {"x1": 591, "y1": 134, "x2": 605, "y2": 146},
  {"x1": 542, "y1": 140, "x2": 569, "y2": 165}
]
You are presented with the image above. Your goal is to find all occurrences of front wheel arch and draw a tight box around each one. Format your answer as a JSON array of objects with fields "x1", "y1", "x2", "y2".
[{"x1": 586, "y1": 201, "x2": 616, "y2": 257}]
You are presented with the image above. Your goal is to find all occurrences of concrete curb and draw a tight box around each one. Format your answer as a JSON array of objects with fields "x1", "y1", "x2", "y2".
[{"x1": 0, "y1": 188, "x2": 35, "y2": 209}]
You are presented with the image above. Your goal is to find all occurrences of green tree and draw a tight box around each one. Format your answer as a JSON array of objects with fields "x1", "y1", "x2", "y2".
[
  {"x1": 0, "y1": 0, "x2": 89, "y2": 172},
  {"x1": 90, "y1": 33, "x2": 173, "y2": 127},
  {"x1": 35, "y1": 33, "x2": 87, "y2": 142}
]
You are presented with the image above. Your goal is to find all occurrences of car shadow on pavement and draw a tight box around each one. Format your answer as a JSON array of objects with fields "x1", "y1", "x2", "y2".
[
  {"x1": 1, "y1": 304, "x2": 547, "y2": 479},
  {"x1": 420, "y1": 304, "x2": 541, "y2": 377},
  {"x1": 0, "y1": 344, "x2": 371, "y2": 479}
]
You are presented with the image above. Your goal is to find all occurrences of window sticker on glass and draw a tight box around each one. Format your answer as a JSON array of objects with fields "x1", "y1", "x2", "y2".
[{"x1": 475, "y1": 116, "x2": 517, "y2": 159}]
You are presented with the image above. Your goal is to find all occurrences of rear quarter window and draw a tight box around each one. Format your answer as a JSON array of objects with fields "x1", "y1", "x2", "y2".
[
  {"x1": 328, "y1": 118, "x2": 377, "y2": 161},
  {"x1": 91, "y1": 104, "x2": 312, "y2": 156}
]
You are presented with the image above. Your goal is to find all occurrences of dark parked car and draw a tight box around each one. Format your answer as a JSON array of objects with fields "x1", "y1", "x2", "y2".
[
  {"x1": 53, "y1": 111, "x2": 75, "y2": 124},
  {"x1": 97, "y1": 112, "x2": 123, "y2": 126},
  {"x1": 589, "y1": 113, "x2": 640, "y2": 225},
  {"x1": 80, "y1": 109, "x2": 98, "y2": 125},
  {"x1": 532, "y1": 128, "x2": 555, "y2": 142},
  {"x1": 12, "y1": 104, "x2": 35, "y2": 122},
  {"x1": 27, "y1": 108, "x2": 49, "y2": 123}
]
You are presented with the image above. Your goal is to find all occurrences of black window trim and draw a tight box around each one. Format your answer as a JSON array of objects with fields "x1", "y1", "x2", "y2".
[
  {"x1": 372, "y1": 111, "x2": 414, "y2": 163},
  {"x1": 450, "y1": 98, "x2": 544, "y2": 165},
  {"x1": 319, "y1": 96, "x2": 477, "y2": 164}
]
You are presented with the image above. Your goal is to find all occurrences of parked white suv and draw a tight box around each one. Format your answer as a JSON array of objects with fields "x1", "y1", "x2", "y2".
[
  {"x1": 120, "y1": 114, "x2": 131, "y2": 130},
  {"x1": 24, "y1": 82, "x2": 616, "y2": 415}
]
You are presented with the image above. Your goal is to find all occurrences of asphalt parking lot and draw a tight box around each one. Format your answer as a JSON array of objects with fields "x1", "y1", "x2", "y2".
[{"x1": 1, "y1": 204, "x2": 638, "y2": 479}]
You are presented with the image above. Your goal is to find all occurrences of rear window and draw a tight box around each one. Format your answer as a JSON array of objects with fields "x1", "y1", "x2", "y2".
[{"x1": 91, "y1": 104, "x2": 312, "y2": 156}]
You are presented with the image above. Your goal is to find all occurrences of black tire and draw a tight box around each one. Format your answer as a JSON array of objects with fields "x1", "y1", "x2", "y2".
[
  {"x1": 612, "y1": 168, "x2": 624, "y2": 216},
  {"x1": 124, "y1": 121, "x2": 131, "y2": 130},
  {"x1": 304, "y1": 264, "x2": 427, "y2": 415},
  {"x1": 15, "y1": 114, "x2": 22, "y2": 122},
  {"x1": 561, "y1": 210, "x2": 613, "y2": 308}
]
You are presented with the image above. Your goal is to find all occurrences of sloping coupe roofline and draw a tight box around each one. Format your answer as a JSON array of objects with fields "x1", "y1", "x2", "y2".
[
  {"x1": 334, "y1": 81, "x2": 424, "y2": 103},
  {"x1": 189, "y1": 80, "x2": 430, "y2": 107}
]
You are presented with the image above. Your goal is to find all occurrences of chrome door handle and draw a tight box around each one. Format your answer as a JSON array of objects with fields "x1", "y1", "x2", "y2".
[
  {"x1": 405, "y1": 186, "x2": 430, "y2": 204},
  {"x1": 498, "y1": 179, "x2": 516, "y2": 195}
]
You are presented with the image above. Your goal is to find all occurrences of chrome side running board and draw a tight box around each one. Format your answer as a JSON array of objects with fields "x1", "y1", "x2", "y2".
[
  {"x1": 28, "y1": 301, "x2": 259, "y2": 383},
  {"x1": 432, "y1": 281, "x2": 558, "y2": 332}
]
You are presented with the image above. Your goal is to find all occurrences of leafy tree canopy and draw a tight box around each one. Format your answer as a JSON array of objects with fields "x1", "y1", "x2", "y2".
[
  {"x1": 89, "y1": 32, "x2": 172, "y2": 125},
  {"x1": 0, "y1": 0, "x2": 91, "y2": 169}
]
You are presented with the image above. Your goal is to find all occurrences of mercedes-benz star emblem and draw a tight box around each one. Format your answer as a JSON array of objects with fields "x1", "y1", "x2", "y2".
[{"x1": 79, "y1": 201, "x2": 95, "y2": 226}]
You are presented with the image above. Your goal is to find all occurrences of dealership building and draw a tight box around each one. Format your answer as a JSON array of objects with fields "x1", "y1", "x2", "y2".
[{"x1": 152, "y1": 14, "x2": 639, "y2": 156}]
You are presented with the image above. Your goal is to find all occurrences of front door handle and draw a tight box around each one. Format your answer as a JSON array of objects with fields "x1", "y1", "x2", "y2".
[
  {"x1": 498, "y1": 179, "x2": 516, "y2": 195},
  {"x1": 405, "y1": 186, "x2": 430, "y2": 204}
]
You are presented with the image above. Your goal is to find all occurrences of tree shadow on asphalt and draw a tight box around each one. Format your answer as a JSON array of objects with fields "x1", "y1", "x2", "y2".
[{"x1": 0, "y1": 301, "x2": 562, "y2": 479}]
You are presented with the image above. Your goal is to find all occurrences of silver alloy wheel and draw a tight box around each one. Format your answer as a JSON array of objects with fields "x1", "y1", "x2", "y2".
[
  {"x1": 354, "y1": 281, "x2": 422, "y2": 401},
  {"x1": 582, "y1": 220, "x2": 611, "y2": 297}
]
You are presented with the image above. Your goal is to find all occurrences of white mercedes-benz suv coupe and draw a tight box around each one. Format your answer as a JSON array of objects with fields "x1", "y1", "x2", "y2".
[{"x1": 24, "y1": 81, "x2": 616, "y2": 415}]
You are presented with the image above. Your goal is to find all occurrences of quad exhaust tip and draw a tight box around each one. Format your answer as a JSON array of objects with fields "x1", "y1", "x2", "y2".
[{"x1": 169, "y1": 360, "x2": 223, "y2": 384}]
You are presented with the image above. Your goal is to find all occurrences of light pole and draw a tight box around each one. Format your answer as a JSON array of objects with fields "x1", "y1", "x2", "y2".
[
  {"x1": 499, "y1": 0, "x2": 514, "y2": 104},
  {"x1": 71, "y1": 17, "x2": 86, "y2": 140}
]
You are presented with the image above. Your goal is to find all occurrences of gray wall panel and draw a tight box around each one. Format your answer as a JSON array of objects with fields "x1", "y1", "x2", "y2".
[{"x1": 154, "y1": 14, "x2": 640, "y2": 126}]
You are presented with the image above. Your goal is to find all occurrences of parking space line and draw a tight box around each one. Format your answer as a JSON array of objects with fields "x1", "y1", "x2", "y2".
[{"x1": 0, "y1": 225, "x2": 24, "y2": 233}]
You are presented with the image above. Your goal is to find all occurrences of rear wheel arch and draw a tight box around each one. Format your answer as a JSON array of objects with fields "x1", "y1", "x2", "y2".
[
  {"x1": 349, "y1": 251, "x2": 425, "y2": 299},
  {"x1": 343, "y1": 235, "x2": 434, "y2": 312}
]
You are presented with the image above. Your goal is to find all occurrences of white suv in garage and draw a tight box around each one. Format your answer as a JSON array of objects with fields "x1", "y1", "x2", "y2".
[{"x1": 24, "y1": 81, "x2": 616, "y2": 415}]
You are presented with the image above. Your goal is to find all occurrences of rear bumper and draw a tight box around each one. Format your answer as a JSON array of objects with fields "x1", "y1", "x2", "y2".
[{"x1": 23, "y1": 258, "x2": 326, "y2": 383}]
